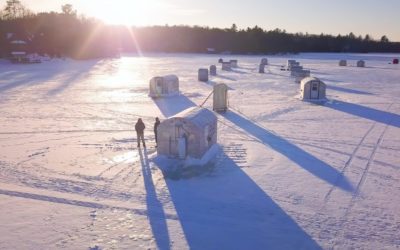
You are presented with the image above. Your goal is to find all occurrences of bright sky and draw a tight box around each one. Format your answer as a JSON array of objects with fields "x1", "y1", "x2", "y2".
[{"x1": 8, "y1": 0, "x2": 400, "y2": 41}]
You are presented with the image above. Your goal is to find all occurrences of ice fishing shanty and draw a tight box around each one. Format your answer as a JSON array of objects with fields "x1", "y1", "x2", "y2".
[
  {"x1": 230, "y1": 60, "x2": 238, "y2": 68},
  {"x1": 157, "y1": 107, "x2": 217, "y2": 159},
  {"x1": 198, "y1": 68, "x2": 209, "y2": 82},
  {"x1": 222, "y1": 62, "x2": 231, "y2": 71},
  {"x1": 149, "y1": 75, "x2": 179, "y2": 98},
  {"x1": 357, "y1": 60, "x2": 366, "y2": 67},
  {"x1": 339, "y1": 60, "x2": 347, "y2": 66},
  {"x1": 213, "y1": 83, "x2": 228, "y2": 112},
  {"x1": 300, "y1": 77, "x2": 326, "y2": 100},
  {"x1": 210, "y1": 65, "x2": 217, "y2": 76}
]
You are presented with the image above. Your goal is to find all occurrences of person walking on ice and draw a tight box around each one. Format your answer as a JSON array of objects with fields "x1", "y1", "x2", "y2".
[
  {"x1": 135, "y1": 118, "x2": 146, "y2": 148},
  {"x1": 154, "y1": 117, "x2": 160, "y2": 147}
]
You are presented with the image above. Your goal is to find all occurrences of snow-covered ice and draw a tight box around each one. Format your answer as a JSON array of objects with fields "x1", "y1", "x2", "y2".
[{"x1": 0, "y1": 53, "x2": 399, "y2": 249}]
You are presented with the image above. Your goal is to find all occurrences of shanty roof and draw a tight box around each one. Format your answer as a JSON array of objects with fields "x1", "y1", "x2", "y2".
[
  {"x1": 301, "y1": 77, "x2": 325, "y2": 87},
  {"x1": 172, "y1": 107, "x2": 216, "y2": 128}
]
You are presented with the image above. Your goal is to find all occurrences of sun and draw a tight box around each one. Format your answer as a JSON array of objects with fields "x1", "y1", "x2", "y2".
[{"x1": 93, "y1": 0, "x2": 161, "y2": 26}]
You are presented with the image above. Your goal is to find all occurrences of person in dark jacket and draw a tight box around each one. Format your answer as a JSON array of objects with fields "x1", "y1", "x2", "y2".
[
  {"x1": 135, "y1": 118, "x2": 146, "y2": 147},
  {"x1": 154, "y1": 117, "x2": 160, "y2": 146}
]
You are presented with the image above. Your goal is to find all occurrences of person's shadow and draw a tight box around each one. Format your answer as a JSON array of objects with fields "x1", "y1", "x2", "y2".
[{"x1": 139, "y1": 148, "x2": 171, "y2": 250}]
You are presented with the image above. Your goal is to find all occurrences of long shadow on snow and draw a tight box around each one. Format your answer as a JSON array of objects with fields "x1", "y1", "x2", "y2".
[
  {"x1": 213, "y1": 74, "x2": 237, "y2": 81},
  {"x1": 162, "y1": 154, "x2": 322, "y2": 250},
  {"x1": 139, "y1": 149, "x2": 171, "y2": 250},
  {"x1": 324, "y1": 100, "x2": 400, "y2": 128},
  {"x1": 45, "y1": 60, "x2": 99, "y2": 96},
  {"x1": 0, "y1": 60, "x2": 99, "y2": 94},
  {"x1": 231, "y1": 68, "x2": 248, "y2": 74},
  {"x1": 152, "y1": 94, "x2": 197, "y2": 118},
  {"x1": 327, "y1": 85, "x2": 373, "y2": 95},
  {"x1": 223, "y1": 111, "x2": 354, "y2": 192}
]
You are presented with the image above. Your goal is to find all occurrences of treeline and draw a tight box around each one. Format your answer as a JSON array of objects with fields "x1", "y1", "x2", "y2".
[
  {"x1": 125, "y1": 25, "x2": 400, "y2": 54},
  {"x1": 1, "y1": 1, "x2": 399, "y2": 59}
]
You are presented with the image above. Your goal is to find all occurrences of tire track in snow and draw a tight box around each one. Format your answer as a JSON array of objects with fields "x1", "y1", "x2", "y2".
[
  {"x1": 328, "y1": 103, "x2": 395, "y2": 249},
  {"x1": 329, "y1": 121, "x2": 391, "y2": 250},
  {"x1": 324, "y1": 103, "x2": 394, "y2": 202},
  {"x1": 323, "y1": 121, "x2": 377, "y2": 202}
]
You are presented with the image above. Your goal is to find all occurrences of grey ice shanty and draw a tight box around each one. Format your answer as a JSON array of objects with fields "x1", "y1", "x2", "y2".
[
  {"x1": 357, "y1": 60, "x2": 366, "y2": 67},
  {"x1": 213, "y1": 83, "x2": 228, "y2": 112},
  {"x1": 222, "y1": 62, "x2": 232, "y2": 71},
  {"x1": 149, "y1": 75, "x2": 179, "y2": 98},
  {"x1": 198, "y1": 68, "x2": 209, "y2": 82},
  {"x1": 156, "y1": 107, "x2": 217, "y2": 159}
]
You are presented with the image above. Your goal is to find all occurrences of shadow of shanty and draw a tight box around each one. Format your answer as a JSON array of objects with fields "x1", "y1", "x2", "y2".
[
  {"x1": 152, "y1": 95, "x2": 197, "y2": 118},
  {"x1": 223, "y1": 110, "x2": 354, "y2": 192},
  {"x1": 324, "y1": 100, "x2": 399, "y2": 128},
  {"x1": 327, "y1": 85, "x2": 373, "y2": 95},
  {"x1": 158, "y1": 153, "x2": 322, "y2": 249},
  {"x1": 213, "y1": 74, "x2": 237, "y2": 81}
]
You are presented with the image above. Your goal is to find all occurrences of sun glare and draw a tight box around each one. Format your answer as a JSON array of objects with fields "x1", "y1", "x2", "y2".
[{"x1": 93, "y1": 0, "x2": 162, "y2": 26}]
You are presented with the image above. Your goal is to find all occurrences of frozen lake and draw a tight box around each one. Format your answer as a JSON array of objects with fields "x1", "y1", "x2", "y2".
[{"x1": 0, "y1": 53, "x2": 399, "y2": 249}]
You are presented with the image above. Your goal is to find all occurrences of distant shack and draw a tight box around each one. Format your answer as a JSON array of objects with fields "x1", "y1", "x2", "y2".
[{"x1": 149, "y1": 75, "x2": 179, "y2": 98}]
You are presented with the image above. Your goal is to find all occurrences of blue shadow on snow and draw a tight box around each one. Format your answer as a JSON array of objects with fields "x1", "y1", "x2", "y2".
[
  {"x1": 152, "y1": 95, "x2": 197, "y2": 118},
  {"x1": 161, "y1": 153, "x2": 322, "y2": 250},
  {"x1": 223, "y1": 111, "x2": 354, "y2": 192},
  {"x1": 327, "y1": 85, "x2": 373, "y2": 95},
  {"x1": 324, "y1": 100, "x2": 400, "y2": 128},
  {"x1": 139, "y1": 148, "x2": 171, "y2": 250}
]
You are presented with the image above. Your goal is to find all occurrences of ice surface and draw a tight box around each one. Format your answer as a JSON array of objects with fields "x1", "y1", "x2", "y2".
[{"x1": 0, "y1": 53, "x2": 399, "y2": 249}]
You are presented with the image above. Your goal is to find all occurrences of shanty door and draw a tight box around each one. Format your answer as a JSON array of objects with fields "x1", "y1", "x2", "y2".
[
  {"x1": 310, "y1": 82, "x2": 319, "y2": 99},
  {"x1": 169, "y1": 126, "x2": 180, "y2": 157},
  {"x1": 169, "y1": 125, "x2": 187, "y2": 158},
  {"x1": 156, "y1": 79, "x2": 163, "y2": 96}
]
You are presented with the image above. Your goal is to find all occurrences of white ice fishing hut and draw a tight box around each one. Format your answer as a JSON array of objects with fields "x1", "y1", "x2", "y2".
[
  {"x1": 300, "y1": 77, "x2": 326, "y2": 100},
  {"x1": 213, "y1": 83, "x2": 228, "y2": 112},
  {"x1": 339, "y1": 60, "x2": 347, "y2": 66},
  {"x1": 222, "y1": 62, "x2": 232, "y2": 71},
  {"x1": 357, "y1": 60, "x2": 365, "y2": 67},
  {"x1": 157, "y1": 107, "x2": 217, "y2": 159},
  {"x1": 149, "y1": 75, "x2": 179, "y2": 98},
  {"x1": 198, "y1": 68, "x2": 209, "y2": 82},
  {"x1": 210, "y1": 65, "x2": 217, "y2": 76}
]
